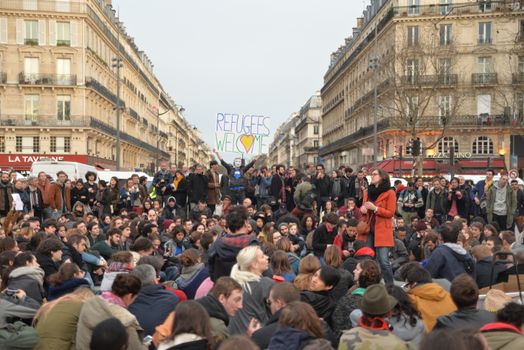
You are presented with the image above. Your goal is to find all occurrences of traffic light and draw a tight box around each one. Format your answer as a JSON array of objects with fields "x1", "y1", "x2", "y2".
[{"x1": 412, "y1": 138, "x2": 421, "y2": 156}]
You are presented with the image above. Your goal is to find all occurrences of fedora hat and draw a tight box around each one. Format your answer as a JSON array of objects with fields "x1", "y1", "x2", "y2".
[{"x1": 359, "y1": 284, "x2": 397, "y2": 316}]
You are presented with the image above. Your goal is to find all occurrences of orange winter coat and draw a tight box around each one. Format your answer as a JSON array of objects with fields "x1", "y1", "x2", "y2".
[{"x1": 360, "y1": 189, "x2": 396, "y2": 247}]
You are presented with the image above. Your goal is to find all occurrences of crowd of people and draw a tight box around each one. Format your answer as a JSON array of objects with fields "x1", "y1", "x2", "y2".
[{"x1": 0, "y1": 153, "x2": 523, "y2": 350}]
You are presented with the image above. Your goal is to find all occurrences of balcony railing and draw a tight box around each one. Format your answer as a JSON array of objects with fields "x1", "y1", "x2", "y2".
[
  {"x1": 401, "y1": 74, "x2": 458, "y2": 86},
  {"x1": 2, "y1": 0, "x2": 86, "y2": 13},
  {"x1": 24, "y1": 38, "x2": 38, "y2": 46},
  {"x1": 304, "y1": 146, "x2": 320, "y2": 153},
  {"x1": 0, "y1": 115, "x2": 90, "y2": 127},
  {"x1": 0, "y1": 72, "x2": 6, "y2": 84},
  {"x1": 512, "y1": 73, "x2": 524, "y2": 84},
  {"x1": 478, "y1": 37, "x2": 493, "y2": 45},
  {"x1": 127, "y1": 108, "x2": 141, "y2": 122},
  {"x1": 85, "y1": 77, "x2": 123, "y2": 107},
  {"x1": 18, "y1": 73, "x2": 77, "y2": 86},
  {"x1": 472, "y1": 73, "x2": 497, "y2": 85},
  {"x1": 56, "y1": 40, "x2": 71, "y2": 47}
]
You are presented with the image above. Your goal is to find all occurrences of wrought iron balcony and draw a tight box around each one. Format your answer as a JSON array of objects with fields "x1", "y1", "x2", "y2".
[
  {"x1": 56, "y1": 39, "x2": 71, "y2": 47},
  {"x1": 127, "y1": 108, "x2": 141, "y2": 122},
  {"x1": 478, "y1": 37, "x2": 493, "y2": 45},
  {"x1": 18, "y1": 73, "x2": 77, "y2": 86},
  {"x1": 472, "y1": 73, "x2": 497, "y2": 85},
  {"x1": 401, "y1": 74, "x2": 457, "y2": 86}
]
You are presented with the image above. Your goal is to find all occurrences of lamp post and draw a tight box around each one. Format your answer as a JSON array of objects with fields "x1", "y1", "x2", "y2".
[{"x1": 112, "y1": 57, "x2": 123, "y2": 170}]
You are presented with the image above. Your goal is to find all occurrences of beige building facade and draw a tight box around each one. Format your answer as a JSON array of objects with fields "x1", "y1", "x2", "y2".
[
  {"x1": 294, "y1": 92, "x2": 322, "y2": 167},
  {"x1": 0, "y1": 0, "x2": 210, "y2": 172},
  {"x1": 321, "y1": 0, "x2": 524, "y2": 175}
]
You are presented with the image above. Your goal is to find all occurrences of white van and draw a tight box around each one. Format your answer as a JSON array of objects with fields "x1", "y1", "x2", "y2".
[
  {"x1": 97, "y1": 171, "x2": 153, "y2": 188},
  {"x1": 30, "y1": 160, "x2": 98, "y2": 181}
]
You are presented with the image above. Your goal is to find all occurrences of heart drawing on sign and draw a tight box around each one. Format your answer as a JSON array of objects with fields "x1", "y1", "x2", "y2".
[{"x1": 239, "y1": 134, "x2": 255, "y2": 153}]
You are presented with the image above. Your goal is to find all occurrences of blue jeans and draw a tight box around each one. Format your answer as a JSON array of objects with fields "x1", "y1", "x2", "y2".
[{"x1": 366, "y1": 232, "x2": 394, "y2": 284}]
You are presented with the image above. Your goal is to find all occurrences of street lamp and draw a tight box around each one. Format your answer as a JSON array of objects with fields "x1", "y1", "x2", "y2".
[{"x1": 112, "y1": 57, "x2": 123, "y2": 170}]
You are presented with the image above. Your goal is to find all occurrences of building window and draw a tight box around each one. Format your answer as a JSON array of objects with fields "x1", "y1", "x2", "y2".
[
  {"x1": 24, "y1": 20, "x2": 38, "y2": 45},
  {"x1": 472, "y1": 136, "x2": 493, "y2": 155},
  {"x1": 33, "y1": 136, "x2": 40, "y2": 153},
  {"x1": 440, "y1": 24, "x2": 452, "y2": 46},
  {"x1": 16, "y1": 136, "x2": 22, "y2": 152},
  {"x1": 56, "y1": 22, "x2": 71, "y2": 46},
  {"x1": 479, "y1": 22, "x2": 492, "y2": 44},
  {"x1": 50, "y1": 136, "x2": 57, "y2": 152},
  {"x1": 478, "y1": 56, "x2": 492, "y2": 73},
  {"x1": 64, "y1": 137, "x2": 71, "y2": 152},
  {"x1": 478, "y1": 0, "x2": 492, "y2": 12},
  {"x1": 0, "y1": 136, "x2": 4, "y2": 153},
  {"x1": 438, "y1": 137, "x2": 458, "y2": 153},
  {"x1": 51, "y1": 136, "x2": 71, "y2": 153},
  {"x1": 24, "y1": 95, "x2": 39, "y2": 123},
  {"x1": 406, "y1": 58, "x2": 419, "y2": 83},
  {"x1": 518, "y1": 56, "x2": 524, "y2": 74},
  {"x1": 438, "y1": 95, "x2": 452, "y2": 125},
  {"x1": 24, "y1": 57, "x2": 39, "y2": 82},
  {"x1": 408, "y1": 0, "x2": 420, "y2": 16},
  {"x1": 406, "y1": 95, "x2": 420, "y2": 125},
  {"x1": 407, "y1": 26, "x2": 419, "y2": 47},
  {"x1": 57, "y1": 95, "x2": 71, "y2": 121},
  {"x1": 313, "y1": 125, "x2": 319, "y2": 135},
  {"x1": 313, "y1": 140, "x2": 319, "y2": 148},
  {"x1": 440, "y1": 0, "x2": 453, "y2": 15}
]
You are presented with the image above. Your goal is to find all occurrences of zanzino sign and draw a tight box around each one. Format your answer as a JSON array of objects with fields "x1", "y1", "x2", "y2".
[{"x1": 427, "y1": 152, "x2": 472, "y2": 159}]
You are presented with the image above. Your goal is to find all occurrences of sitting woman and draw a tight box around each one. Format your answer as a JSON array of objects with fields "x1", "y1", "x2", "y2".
[
  {"x1": 294, "y1": 255, "x2": 321, "y2": 291},
  {"x1": 300, "y1": 265, "x2": 340, "y2": 326},
  {"x1": 100, "y1": 251, "x2": 136, "y2": 292},
  {"x1": 157, "y1": 301, "x2": 214, "y2": 350},
  {"x1": 275, "y1": 237, "x2": 300, "y2": 274},
  {"x1": 271, "y1": 250, "x2": 296, "y2": 282},
  {"x1": 174, "y1": 249, "x2": 209, "y2": 300},
  {"x1": 165, "y1": 225, "x2": 191, "y2": 257},
  {"x1": 47, "y1": 262, "x2": 91, "y2": 301},
  {"x1": 2, "y1": 251, "x2": 45, "y2": 304},
  {"x1": 386, "y1": 285, "x2": 425, "y2": 345},
  {"x1": 268, "y1": 301, "x2": 332, "y2": 349}
]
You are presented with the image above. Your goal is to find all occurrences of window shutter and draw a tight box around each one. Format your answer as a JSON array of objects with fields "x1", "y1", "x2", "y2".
[
  {"x1": 0, "y1": 18, "x2": 7, "y2": 44},
  {"x1": 38, "y1": 19, "x2": 46, "y2": 46},
  {"x1": 16, "y1": 19, "x2": 24, "y2": 44},
  {"x1": 49, "y1": 20, "x2": 56, "y2": 46},
  {"x1": 70, "y1": 21, "x2": 78, "y2": 47}
]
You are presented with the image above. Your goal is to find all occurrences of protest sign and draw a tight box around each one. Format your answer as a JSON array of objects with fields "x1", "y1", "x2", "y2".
[{"x1": 214, "y1": 113, "x2": 271, "y2": 155}]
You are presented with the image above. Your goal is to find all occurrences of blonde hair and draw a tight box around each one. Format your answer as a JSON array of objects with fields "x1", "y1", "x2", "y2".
[{"x1": 230, "y1": 245, "x2": 261, "y2": 292}]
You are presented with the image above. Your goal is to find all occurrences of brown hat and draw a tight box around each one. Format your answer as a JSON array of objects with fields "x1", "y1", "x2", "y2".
[
  {"x1": 359, "y1": 284, "x2": 397, "y2": 316},
  {"x1": 483, "y1": 289, "x2": 512, "y2": 312}
]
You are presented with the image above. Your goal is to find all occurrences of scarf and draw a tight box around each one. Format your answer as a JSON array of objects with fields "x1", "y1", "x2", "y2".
[
  {"x1": 173, "y1": 175, "x2": 183, "y2": 190},
  {"x1": 101, "y1": 291, "x2": 127, "y2": 308},
  {"x1": 367, "y1": 180, "x2": 391, "y2": 202},
  {"x1": 107, "y1": 262, "x2": 134, "y2": 273}
]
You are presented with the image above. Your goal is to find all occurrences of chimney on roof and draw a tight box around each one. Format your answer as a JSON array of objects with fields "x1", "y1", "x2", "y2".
[{"x1": 357, "y1": 17, "x2": 364, "y2": 28}]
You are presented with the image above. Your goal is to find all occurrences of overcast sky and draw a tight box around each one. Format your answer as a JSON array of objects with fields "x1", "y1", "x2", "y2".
[{"x1": 113, "y1": 0, "x2": 364, "y2": 156}]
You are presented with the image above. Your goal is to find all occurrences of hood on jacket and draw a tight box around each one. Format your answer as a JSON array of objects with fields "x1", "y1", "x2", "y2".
[
  {"x1": 410, "y1": 283, "x2": 449, "y2": 302},
  {"x1": 443, "y1": 243, "x2": 467, "y2": 255},
  {"x1": 48, "y1": 278, "x2": 90, "y2": 300},
  {"x1": 268, "y1": 327, "x2": 315, "y2": 350},
  {"x1": 9, "y1": 266, "x2": 44, "y2": 284},
  {"x1": 197, "y1": 294, "x2": 229, "y2": 325},
  {"x1": 81, "y1": 295, "x2": 139, "y2": 329}
]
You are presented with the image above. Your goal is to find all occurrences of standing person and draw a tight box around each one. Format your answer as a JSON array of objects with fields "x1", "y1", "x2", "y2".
[
  {"x1": 188, "y1": 164, "x2": 209, "y2": 211},
  {"x1": 487, "y1": 174, "x2": 517, "y2": 231},
  {"x1": 170, "y1": 170, "x2": 188, "y2": 218},
  {"x1": 330, "y1": 169, "x2": 343, "y2": 208},
  {"x1": 285, "y1": 167, "x2": 298, "y2": 212},
  {"x1": 312, "y1": 164, "x2": 331, "y2": 214},
  {"x1": 446, "y1": 177, "x2": 469, "y2": 220},
  {"x1": 270, "y1": 165, "x2": 286, "y2": 212},
  {"x1": 131, "y1": 174, "x2": 148, "y2": 214},
  {"x1": 415, "y1": 177, "x2": 429, "y2": 218},
  {"x1": 207, "y1": 160, "x2": 221, "y2": 214},
  {"x1": 340, "y1": 167, "x2": 355, "y2": 206},
  {"x1": 85, "y1": 171, "x2": 98, "y2": 210},
  {"x1": 55, "y1": 171, "x2": 71, "y2": 214},
  {"x1": 26, "y1": 176, "x2": 44, "y2": 220},
  {"x1": 0, "y1": 171, "x2": 14, "y2": 215},
  {"x1": 474, "y1": 169, "x2": 495, "y2": 218},
  {"x1": 397, "y1": 182, "x2": 424, "y2": 224},
  {"x1": 104, "y1": 177, "x2": 120, "y2": 216},
  {"x1": 152, "y1": 161, "x2": 173, "y2": 207},
  {"x1": 426, "y1": 177, "x2": 448, "y2": 224},
  {"x1": 215, "y1": 150, "x2": 257, "y2": 205},
  {"x1": 349, "y1": 170, "x2": 368, "y2": 207},
  {"x1": 36, "y1": 171, "x2": 55, "y2": 219},
  {"x1": 511, "y1": 179, "x2": 524, "y2": 217},
  {"x1": 360, "y1": 169, "x2": 396, "y2": 284},
  {"x1": 71, "y1": 179, "x2": 89, "y2": 208},
  {"x1": 256, "y1": 167, "x2": 273, "y2": 207}
]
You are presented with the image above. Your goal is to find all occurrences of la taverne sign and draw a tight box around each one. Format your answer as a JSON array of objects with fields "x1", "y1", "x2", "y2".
[{"x1": 427, "y1": 152, "x2": 473, "y2": 159}]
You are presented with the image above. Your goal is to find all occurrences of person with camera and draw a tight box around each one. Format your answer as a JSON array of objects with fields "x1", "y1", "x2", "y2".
[
  {"x1": 152, "y1": 161, "x2": 174, "y2": 207},
  {"x1": 397, "y1": 182, "x2": 424, "y2": 224}
]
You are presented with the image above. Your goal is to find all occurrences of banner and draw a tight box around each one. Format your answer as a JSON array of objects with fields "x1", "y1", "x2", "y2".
[{"x1": 214, "y1": 113, "x2": 271, "y2": 155}]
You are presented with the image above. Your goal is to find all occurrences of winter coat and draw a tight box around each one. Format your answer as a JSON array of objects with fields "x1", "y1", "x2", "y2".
[
  {"x1": 36, "y1": 180, "x2": 57, "y2": 209},
  {"x1": 153, "y1": 170, "x2": 174, "y2": 195},
  {"x1": 207, "y1": 233, "x2": 258, "y2": 282},
  {"x1": 197, "y1": 294, "x2": 230, "y2": 342},
  {"x1": 475, "y1": 256, "x2": 507, "y2": 289},
  {"x1": 26, "y1": 186, "x2": 44, "y2": 217},
  {"x1": 330, "y1": 268, "x2": 354, "y2": 301},
  {"x1": 332, "y1": 287, "x2": 365, "y2": 335},
  {"x1": 270, "y1": 174, "x2": 286, "y2": 202},
  {"x1": 7, "y1": 266, "x2": 46, "y2": 304},
  {"x1": 188, "y1": 173, "x2": 209, "y2": 203},
  {"x1": 227, "y1": 277, "x2": 274, "y2": 335},
  {"x1": 426, "y1": 188, "x2": 448, "y2": 216},
  {"x1": 361, "y1": 189, "x2": 397, "y2": 247},
  {"x1": 0, "y1": 181, "x2": 13, "y2": 213},
  {"x1": 174, "y1": 264, "x2": 209, "y2": 299},
  {"x1": 71, "y1": 186, "x2": 89, "y2": 207},
  {"x1": 251, "y1": 309, "x2": 281, "y2": 349},
  {"x1": 338, "y1": 326, "x2": 407, "y2": 350},
  {"x1": 76, "y1": 295, "x2": 147, "y2": 350},
  {"x1": 207, "y1": 170, "x2": 221, "y2": 205},
  {"x1": 481, "y1": 322, "x2": 524, "y2": 350},
  {"x1": 0, "y1": 293, "x2": 39, "y2": 328},
  {"x1": 487, "y1": 183, "x2": 517, "y2": 228},
  {"x1": 268, "y1": 327, "x2": 334, "y2": 350},
  {"x1": 257, "y1": 176, "x2": 272, "y2": 199},
  {"x1": 445, "y1": 187, "x2": 469, "y2": 219},
  {"x1": 425, "y1": 243, "x2": 475, "y2": 282},
  {"x1": 300, "y1": 290, "x2": 336, "y2": 326},
  {"x1": 293, "y1": 181, "x2": 316, "y2": 211},
  {"x1": 172, "y1": 178, "x2": 188, "y2": 207},
  {"x1": 312, "y1": 175, "x2": 331, "y2": 199},
  {"x1": 312, "y1": 223, "x2": 337, "y2": 257},
  {"x1": 435, "y1": 307, "x2": 495, "y2": 330},
  {"x1": 13, "y1": 187, "x2": 30, "y2": 212},
  {"x1": 91, "y1": 240, "x2": 119, "y2": 260},
  {"x1": 128, "y1": 284, "x2": 179, "y2": 336},
  {"x1": 387, "y1": 313, "x2": 424, "y2": 345},
  {"x1": 47, "y1": 278, "x2": 90, "y2": 301},
  {"x1": 408, "y1": 283, "x2": 457, "y2": 332},
  {"x1": 34, "y1": 299, "x2": 86, "y2": 350},
  {"x1": 33, "y1": 253, "x2": 59, "y2": 288}
]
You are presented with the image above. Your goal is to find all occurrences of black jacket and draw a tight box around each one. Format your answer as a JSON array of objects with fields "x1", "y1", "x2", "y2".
[
  {"x1": 435, "y1": 307, "x2": 496, "y2": 330},
  {"x1": 251, "y1": 309, "x2": 281, "y2": 349},
  {"x1": 188, "y1": 173, "x2": 209, "y2": 203},
  {"x1": 270, "y1": 174, "x2": 285, "y2": 202},
  {"x1": 128, "y1": 284, "x2": 179, "y2": 336},
  {"x1": 312, "y1": 223, "x2": 337, "y2": 257},
  {"x1": 300, "y1": 291, "x2": 336, "y2": 326},
  {"x1": 197, "y1": 294, "x2": 230, "y2": 326},
  {"x1": 312, "y1": 175, "x2": 331, "y2": 199},
  {"x1": 475, "y1": 256, "x2": 507, "y2": 289},
  {"x1": 34, "y1": 252, "x2": 60, "y2": 292}
]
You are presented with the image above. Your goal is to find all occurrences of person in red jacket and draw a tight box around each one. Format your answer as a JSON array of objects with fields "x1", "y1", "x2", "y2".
[{"x1": 360, "y1": 169, "x2": 396, "y2": 284}]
